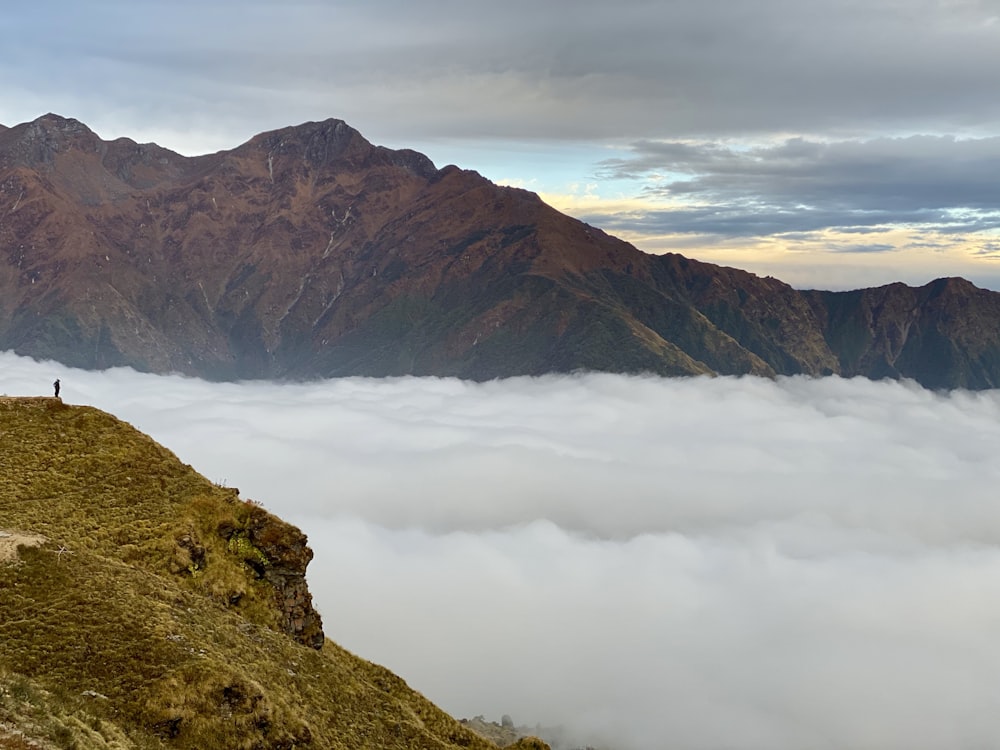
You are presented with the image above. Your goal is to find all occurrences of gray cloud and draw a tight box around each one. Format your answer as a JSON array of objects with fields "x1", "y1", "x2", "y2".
[
  {"x1": 590, "y1": 135, "x2": 1000, "y2": 238},
  {"x1": 3, "y1": 0, "x2": 1000, "y2": 150},
  {"x1": 829, "y1": 243, "x2": 897, "y2": 254},
  {"x1": 603, "y1": 136, "x2": 1000, "y2": 211},
  {"x1": 5, "y1": 354, "x2": 1000, "y2": 749}
]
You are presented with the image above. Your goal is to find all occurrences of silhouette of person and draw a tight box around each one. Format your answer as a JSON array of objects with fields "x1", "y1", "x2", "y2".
[{"x1": 53, "y1": 379, "x2": 60, "y2": 398}]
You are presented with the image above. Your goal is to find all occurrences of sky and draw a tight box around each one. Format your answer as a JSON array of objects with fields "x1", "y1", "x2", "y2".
[
  {"x1": 6, "y1": 353, "x2": 1000, "y2": 749},
  {"x1": 3, "y1": 1, "x2": 1000, "y2": 291}
]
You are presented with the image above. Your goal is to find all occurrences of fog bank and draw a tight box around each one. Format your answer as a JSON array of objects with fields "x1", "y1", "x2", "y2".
[{"x1": 4, "y1": 354, "x2": 1000, "y2": 749}]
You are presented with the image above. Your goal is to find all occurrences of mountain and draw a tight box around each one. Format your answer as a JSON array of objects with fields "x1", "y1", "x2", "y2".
[
  {"x1": 0, "y1": 396, "x2": 548, "y2": 750},
  {"x1": 1, "y1": 113, "x2": 999, "y2": 389}
]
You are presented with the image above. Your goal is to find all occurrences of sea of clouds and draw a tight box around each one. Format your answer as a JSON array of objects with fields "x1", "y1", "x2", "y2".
[{"x1": 5, "y1": 352, "x2": 1000, "y2": 749}]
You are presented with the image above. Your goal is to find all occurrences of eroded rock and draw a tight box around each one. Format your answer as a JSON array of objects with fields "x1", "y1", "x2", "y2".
[{"x1": 218, "y1": 503, "x2": 324, "y2": 649}]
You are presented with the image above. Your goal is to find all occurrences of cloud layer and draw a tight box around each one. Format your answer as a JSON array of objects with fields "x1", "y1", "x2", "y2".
[
  {"x1": 5, "y1": 354, "x2": 1000, "y2": 748},
  {"x1": 596, "y1": 136, "x2": 1000, "y2": 238},
  {"x1": 4, "y1": 0, "x2": 1000, "y2": 147}
]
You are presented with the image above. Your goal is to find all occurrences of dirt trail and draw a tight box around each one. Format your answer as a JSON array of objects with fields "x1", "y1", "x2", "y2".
[{"x1": 0, "y1": 530, "x2": 47, "y2": 562}]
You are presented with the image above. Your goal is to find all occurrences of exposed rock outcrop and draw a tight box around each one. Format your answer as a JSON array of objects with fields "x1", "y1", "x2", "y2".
[
  {"x1": 217, "y1": 502, "x2": 325, "y2": 649},
  {"x1": 0, "y1": 529, "x2": 46, "y2": 564}
]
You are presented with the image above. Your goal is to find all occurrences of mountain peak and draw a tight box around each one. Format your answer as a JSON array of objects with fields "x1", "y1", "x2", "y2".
[
  {"x1": 1, "y1": 115, "x2": 1000, "y2": 389},
  {"x1": 23, "y1": 112, "x2": 98, "y2": 143},
  {"x1": 246, "y1": 117, "x2": 372, "y2": 166},
  {"x1": 0, "y1": 112, "x2": 101, "y2": 167},
  {"x1": 34, "y1": 111, "x2": 89, "y2": 128},
  {"x1": 926, "y1": 276, "x2": 979, "y2": 293}
]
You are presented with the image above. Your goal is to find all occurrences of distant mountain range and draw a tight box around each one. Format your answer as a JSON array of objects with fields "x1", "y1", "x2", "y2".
[{"x1": 2, "y1": 113, "x2": 999, "y2": 389}]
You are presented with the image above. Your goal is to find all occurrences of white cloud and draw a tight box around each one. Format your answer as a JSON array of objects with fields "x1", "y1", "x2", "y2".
[{"x1": 5, "y1": 353, "x2": 1000, "y2": 748}]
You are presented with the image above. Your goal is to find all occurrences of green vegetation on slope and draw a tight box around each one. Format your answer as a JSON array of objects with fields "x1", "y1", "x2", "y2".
[{"x1": 0, "y1": 397, "x2": 530, "y2": 750}]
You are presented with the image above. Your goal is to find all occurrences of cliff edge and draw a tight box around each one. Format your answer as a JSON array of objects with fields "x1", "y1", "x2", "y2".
[{"x1": 0, "y1": 397, "x2": 546, "y2": 750}]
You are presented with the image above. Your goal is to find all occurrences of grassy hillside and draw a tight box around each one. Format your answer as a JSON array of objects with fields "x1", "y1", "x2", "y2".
[{"x1": 0, "y1": 397, "x2": 534, "y2": 750}]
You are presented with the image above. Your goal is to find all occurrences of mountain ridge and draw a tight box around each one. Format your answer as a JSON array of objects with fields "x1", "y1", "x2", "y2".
[
  {"x1": 0, "y1": 396, "x2": 545, "y2": 749},
  {"x1": 1, "y1": 113, "x2": 999, "y2": 389}
]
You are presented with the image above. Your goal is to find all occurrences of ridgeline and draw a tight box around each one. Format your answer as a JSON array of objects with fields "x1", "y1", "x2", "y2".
[
  {"x1": 2, "y1": 114, "x2": 1000, "y2": 389},
  {"x1": 0, "y1": 397, "x2": 547, "y2": 750}
]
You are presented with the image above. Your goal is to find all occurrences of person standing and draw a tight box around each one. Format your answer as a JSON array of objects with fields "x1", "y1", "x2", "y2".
[{"x1": 53, "y1": 379, "x2": 60, "y2": 398}]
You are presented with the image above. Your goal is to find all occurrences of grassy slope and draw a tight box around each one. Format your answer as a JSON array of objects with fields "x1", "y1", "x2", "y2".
[{"x1": 0, "y1": 397, "x2": 520, "y2": 750}]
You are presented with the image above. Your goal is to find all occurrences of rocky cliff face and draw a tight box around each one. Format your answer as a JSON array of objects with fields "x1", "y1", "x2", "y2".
[
  {"x1": 1, "y1": 113, "x2": 999, "y2": 389},
  {"x1": 802, "y1": 276, "x2": 1000, "y2": 389},
  {"x1": 217, "y1": 502, "x2": 325, "y2": 649}
]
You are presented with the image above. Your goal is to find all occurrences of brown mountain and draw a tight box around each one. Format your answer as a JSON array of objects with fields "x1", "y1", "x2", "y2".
[{"x1": 1, "y1": 113, "x2": 999, "y2": 389}]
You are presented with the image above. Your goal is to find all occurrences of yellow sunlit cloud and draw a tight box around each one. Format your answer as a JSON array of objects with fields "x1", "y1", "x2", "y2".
[{"x1": 537, "y1": 186, "x2": 1000, "y2": 291}]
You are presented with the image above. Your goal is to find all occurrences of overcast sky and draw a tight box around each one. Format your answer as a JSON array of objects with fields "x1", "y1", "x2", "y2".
[
  {"x1": 2, "y1": 1, "x2": 1000, "y2": 290},
  {"x1": 6, "y1": 354, "x2": 1000, "y2": 749}
]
